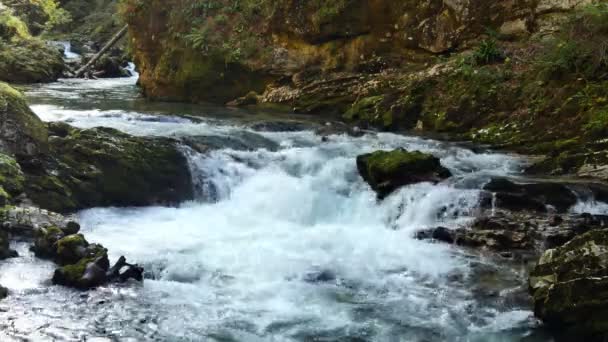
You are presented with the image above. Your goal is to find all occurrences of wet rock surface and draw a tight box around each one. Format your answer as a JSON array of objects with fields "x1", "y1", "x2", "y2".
[
  {"x1": 417, "y1": 210, "x2": 608, "y2": 254},
  {"x1": 181, "y1": 131, "x2": 279, "y2": 153},
  {"x1": 529, "y1": 229, "x2": 608, "y2": 339},
  {"x1": 483, "y1": 178, "x2": 578, "y2": 213},
  {"x1": 357, "y1": 149, "x2": 451, "y2": 198},
  {"x1": 0, "y1": 82, "x2": 48, "y2": 157},
  {"x1": 21, "y1": 125, "x2": 193, "y2": 213},
  {"x1": 0, "y1": 206, "x2": 144, "y2": 291}
]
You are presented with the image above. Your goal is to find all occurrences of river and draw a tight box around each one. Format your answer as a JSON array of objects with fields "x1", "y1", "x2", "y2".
[{"x1": 0, "y1": 70, "x2": 565, "y2": 341}]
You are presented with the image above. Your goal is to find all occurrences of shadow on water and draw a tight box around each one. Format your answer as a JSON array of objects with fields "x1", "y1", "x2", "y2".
[{"x1": 22, "y1": 78, "x2": 326, "y2": 126}]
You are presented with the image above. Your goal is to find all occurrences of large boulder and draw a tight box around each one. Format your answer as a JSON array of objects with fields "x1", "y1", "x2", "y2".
[
  {"x1": 357, "y1": 149, "x2": 451, "y2": 198},
  {"x1": 0, "y1": 40, "x2": 65, "y2": 83},
  {"x1": 22, "y1": 125, "x2": 193, "y2": 213},
  {"x1": 529, "y1": 229, "x2": 608, "y2": 339},
  {"x1": 52, "y1": 243, "x2": 110, "y2": 289},
  {"x1": 91, "y1": 55, "x2": 131, "y2": 78},
  {"x1": 0, "y1": 153, "x2": 25, "y2": 204},
  {"x1": 0, "y1": 82, "x2": 48, "y2": 156}
]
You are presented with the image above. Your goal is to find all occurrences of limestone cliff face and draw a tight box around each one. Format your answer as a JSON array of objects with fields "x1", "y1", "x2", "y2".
[{"x1": 123, "y1": 0, "x2": 594, "y2": 104}]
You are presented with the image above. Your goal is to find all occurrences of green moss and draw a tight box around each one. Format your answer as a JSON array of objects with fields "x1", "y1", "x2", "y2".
[
  {"x1": 56, "y1": 234, "x2": 87, "y2": 257},
  {"x1": 0, "y1": 39, "x2": 65, "y2": 83},
  {"x1": 53, "y1": 243, "x2": 107, "y2": 288},
  {"x1": 344, "y1": 95, "x2": 384, "y2": 121},
  {"x1": 24, "y1": 126, "x2": 192, "y2": 213},
  {"x1": 59, "y1": 258, "x2": 88, "y2": 280},
  {"x1": 0, "y1": 153, "x2": 24, "y2": 198},
  {"x1": 364, "y1": 150, "x2": 439, "y2": 177}
]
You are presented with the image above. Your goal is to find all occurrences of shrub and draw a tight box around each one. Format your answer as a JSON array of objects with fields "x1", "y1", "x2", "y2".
[
  {"x1": 473, "y1": 38, "x2": 504, "y2": 65},
  {"x1": 536, "y1": 3, "x2": 608, "y2": 81}
]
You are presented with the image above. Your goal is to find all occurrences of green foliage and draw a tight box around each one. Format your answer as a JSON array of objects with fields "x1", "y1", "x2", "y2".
[
  {"x1": 473, "y1": 38, "x2": 504, "y2": 65},
  {"x1": 310, "y1": 0, "x2": 351, "y2": 29},
  {"x1": 535, "y1": 3, "x2": 608, "y2": 81},
  {"x1": 0, "y1": 9, "x2": 31, "y2": 40},
  {"x1": 37, "y1": 0, "x2": 72, "y2": 32},
  {"x1": 584, "y1": 108, "x2": 608, "y2": 138},
  {"x1": 176, "y1": 0, "x2": 272, "y2": 64}
]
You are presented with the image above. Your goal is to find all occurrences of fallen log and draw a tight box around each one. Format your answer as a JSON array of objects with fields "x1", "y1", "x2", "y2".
[{"x1": 74, "y1": 25, "x2": 129, "y2": 78}]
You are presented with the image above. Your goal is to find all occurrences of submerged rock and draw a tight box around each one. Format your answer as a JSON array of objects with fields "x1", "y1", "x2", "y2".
[
  {"x1": 484, "y1": 178, "x2": 578, "y2": 213},
  {"x1": 529, "y1": 229, "x2": 608, "y2": 339},
  {"x1": 457, "y1": 216, "x2": 535, "y2": 251},
  {"x1": 357, "y1": 149, "x2": 451, "y2": 198},
  {"x1": 416, "y1": 215, "x2": 535, "y2": 252},
  {"x1": 181, "y1": 131, "x2": 279, "y2": 153},
  {"x1": 249, "y1": 120, "x2": 321, "y2": 132}
]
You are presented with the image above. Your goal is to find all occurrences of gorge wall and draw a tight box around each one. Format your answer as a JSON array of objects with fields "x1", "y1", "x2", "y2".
[{"x1": 123, "y1": 0, "x2": 608, "y2": 182}]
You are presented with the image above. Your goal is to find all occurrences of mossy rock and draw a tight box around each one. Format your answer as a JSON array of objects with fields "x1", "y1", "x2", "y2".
[
  {"x1": 356, "y1": 149, "x2": 451, "y2": 198},
  {"x1": 529, "y1": 229, "x2": 608, "y2": 338},
  {"x1": 52, "y1": 244, "x2": 109, "y2": 289},
  {"x1": 24, "y1": 126, "x2": 193, "y2": 212},
  {"x1": 0, "y1": 39, "x2": 64, "y2": 83},
  {"x1": 32, "y1": 226, "x2": 65, "y2": 259},
  {"x1": 56, "y1": 234, "x2": 88, "y2": 265},
  {"x1": 0, "y1": 153, "x2": 24, "y2": 203},
  {"x1": 0, "y1": 82, "x2": 48, "y2": 156}
]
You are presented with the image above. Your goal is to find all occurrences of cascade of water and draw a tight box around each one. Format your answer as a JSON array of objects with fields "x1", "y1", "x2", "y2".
[
  {"x1": 0, "y1": 77, "x2": 569, "y2": 340},
  {"x1": 48, "y1": 41, "x2": 80, "y2": 59}
]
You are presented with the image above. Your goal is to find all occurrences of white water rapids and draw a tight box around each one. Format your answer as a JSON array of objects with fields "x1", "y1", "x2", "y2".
[{"x1": 4, "y1": 74, "x2": 602, "y2": 341}]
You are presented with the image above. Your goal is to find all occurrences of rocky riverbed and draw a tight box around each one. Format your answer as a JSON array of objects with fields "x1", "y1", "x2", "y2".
[{"x1": 0, "y1": 72, "x2": 604, "y2": 340}]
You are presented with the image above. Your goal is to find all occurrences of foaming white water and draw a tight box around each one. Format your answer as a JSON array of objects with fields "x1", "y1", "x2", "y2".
[
  {"x1": 571, "y1": 200, "x2": 608, "y2": 215},
  {"x1": 4, "y1": 77, "x2": 543, "y2": 340},
  {"x1": 48, "y1": 41, "x2": 80, "y2": 59},
  {"x1": 71, "y1": 128, "x2": 534, "y2": 340}
]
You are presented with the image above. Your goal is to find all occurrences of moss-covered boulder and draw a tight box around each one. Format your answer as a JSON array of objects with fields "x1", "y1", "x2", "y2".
[
  {"x1": 356, "y1": 149, "x2": 451, "y2": 198},
  {"x1": 55, "y1": 233, "x2": 89, "y2": 265},
  {"x1": 0, "y1": 82, "x2": 48, "y2": 156},
  {"x1": 32, "y1": 225, "x2": 65, "y2": 259},
  {"x1": 0, "y1": 39, "x2": 65, "y2": 83},
  {"x1": 23, "y1": 126, "x2": 193, "y2": 213},
  {"x1": 52, "y1": 243, "x2": 110, "y2": 289},
  {"x1": 529, "y1": 229, "x2": 608, "y2": 338},
  {"x1": 0, "y1": 153, "x2": 25, "y2": 204}
]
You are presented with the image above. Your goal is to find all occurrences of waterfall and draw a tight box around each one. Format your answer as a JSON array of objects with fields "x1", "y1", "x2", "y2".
[{"x1": 48, "y1": 41, "x2": 80, "y2": 59}]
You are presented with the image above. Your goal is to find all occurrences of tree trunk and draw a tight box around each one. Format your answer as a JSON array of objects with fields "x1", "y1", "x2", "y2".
[{"x1": 75, "y1": 25, "x2": 129, "y2": 78}]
